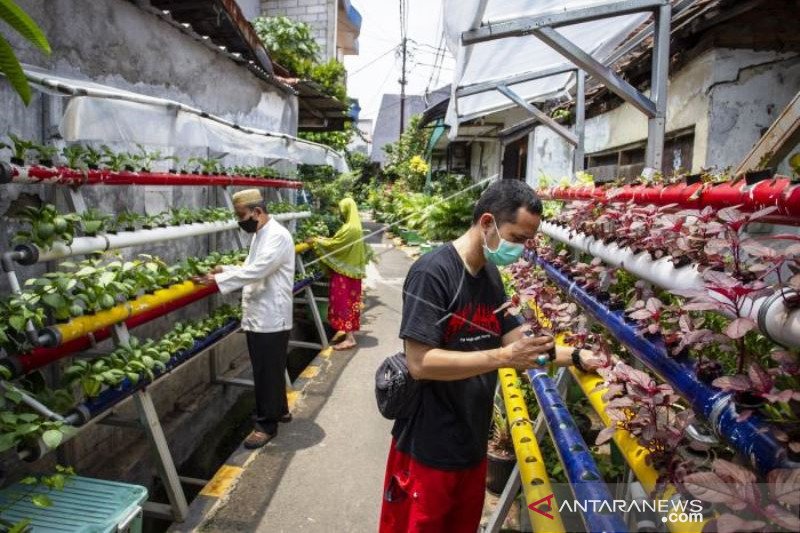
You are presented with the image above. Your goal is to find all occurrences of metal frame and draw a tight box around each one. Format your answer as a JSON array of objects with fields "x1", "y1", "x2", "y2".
[{"x1": 460, "y1": 0, "x2": 672, "y2": 172}]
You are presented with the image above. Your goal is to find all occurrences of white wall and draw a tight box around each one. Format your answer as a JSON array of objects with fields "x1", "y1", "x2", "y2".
[{"x1": 525, "y1": 47, "x2": 800, "y2": 183}]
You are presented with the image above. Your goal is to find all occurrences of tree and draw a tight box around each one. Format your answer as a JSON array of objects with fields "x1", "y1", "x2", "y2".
[{"x1": 0, "y1": 0, "x2": 50, "y2": 104}]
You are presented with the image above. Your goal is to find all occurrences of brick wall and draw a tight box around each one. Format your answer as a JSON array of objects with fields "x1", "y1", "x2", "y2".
[{"x1": 262, "y1": 0, "x2": 336, "y2": 60}]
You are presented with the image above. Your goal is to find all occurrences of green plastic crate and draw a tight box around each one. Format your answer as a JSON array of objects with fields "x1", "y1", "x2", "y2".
[{"x1": 0, "y1": 476, "x2": 147, "y2": 532}]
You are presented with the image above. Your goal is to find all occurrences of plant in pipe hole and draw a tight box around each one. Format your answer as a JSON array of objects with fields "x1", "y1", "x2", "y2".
[
  {"x1": 9, "y1": 203, "x2": 81, "y2": 250},
  {"x1": 78, "y1": 208, "x2": 110, "y2": 236},
  {"x1": 33, "y1": 143, "x2": 59, "y2": 167},
  {"x1": 683, "y1": 459, "x2": 800, "y2": 533},
  {"x1": 594, "y1": 361, "x2": 697, "y2": 494},
  {"x1": 60, "y1": 145, "x2": 87, "y2": 169},
  {"x1": 1, "y1": 134, "x2": 37, "y2": 165},
  {"x1": 0, "y1": 386, "x2": 73, "y2": 454},
  {"x1": 101, "y1": 145, "x2": 133, "y2": 172}
]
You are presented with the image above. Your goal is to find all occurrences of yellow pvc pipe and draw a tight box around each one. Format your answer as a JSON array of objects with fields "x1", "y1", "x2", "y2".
[
  {"x1": 53, "y1": 280, "x2": 201, "y2": 344},
  {"x1": 498, "y1": 368, "x2": 566, "y2": 533},
  {"x1": 570, "y1": 367, "x2": 705, "y2": 533}
]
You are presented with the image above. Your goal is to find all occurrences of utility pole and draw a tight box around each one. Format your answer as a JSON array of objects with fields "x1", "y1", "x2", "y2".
[{"x1": 399, "y1": 36, "x2": 407, "y2": 136}]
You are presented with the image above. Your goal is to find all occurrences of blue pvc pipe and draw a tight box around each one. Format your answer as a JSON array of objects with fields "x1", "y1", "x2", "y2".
[
  {"x1": 293, "y1": 272, "x2": 323, "y2": 294},
  {"x1": 79, "y1": 319, "x2": 240, "y2": 419},
  {"x1": 526, "y1": 368, "x2": 629, "y2": 533},
  {"x1": 535, "y1": 255, "x2": 791, "y2": 474}
]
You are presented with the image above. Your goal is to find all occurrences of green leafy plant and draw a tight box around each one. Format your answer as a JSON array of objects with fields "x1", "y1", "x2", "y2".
[
  {"x1": 78, "y1": 208, "x2": 110, "y2": 236},
  {"x1": 1, "y1": 134, "x2": 37, "y2": 164},
  {"x1": 0, "y1": 0, "x2": 51, "y2": 105},
  {"x1": 0, "y1": 385, "x2": 71, "y2": 454},
  {"x1": 60, "y1": 145, "x2": 87, "y2": 169},
  {"x1": 101, "y1": 146, "x2": 133, "y2": 172},
  {"x1": 81, "y1": 145, "x2": 104, "y2": 169},
  {"x1": 252, "y1": 16, "x2": 319, "y2": 75},
  {"x1": 10, "y1": 203, "x2": 81, "y2": 250},
  {"x1": 32, "y1": 142, "x2": 58, "y2": 166}
]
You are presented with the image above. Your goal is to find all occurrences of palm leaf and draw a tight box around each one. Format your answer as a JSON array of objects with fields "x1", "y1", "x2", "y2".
[
  {"x1": 0, "y1": 32, "x2": 30, "y2": 104},
  {"x1": 0, "y1": 0, "x2": 50, "y2": 53}
]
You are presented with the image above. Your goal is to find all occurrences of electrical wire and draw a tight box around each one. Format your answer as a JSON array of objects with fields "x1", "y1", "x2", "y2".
[{"x1": 348, "y1": 44, "x2": 400, "y2": 77}]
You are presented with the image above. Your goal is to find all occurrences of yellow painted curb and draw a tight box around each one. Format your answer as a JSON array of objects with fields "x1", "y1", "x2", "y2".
[
  {"x1": 199, "y1": 465, "x2": 243, "y2": 498},
  {"x1": 299, "y1": 365, "x2": 320, "y2": 379}
]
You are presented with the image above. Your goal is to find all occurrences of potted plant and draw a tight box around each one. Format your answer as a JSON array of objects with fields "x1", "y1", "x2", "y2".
[
  {"x1": 2, "y1": 134, "x2": 37, "y2": 165},
  {"x1": 486, "y1": 405, "x2": 516, "y2": 495},
  {"x1": 33, "y1": 143, "x2": 59, "y2": 167},
  {"x1": 61, "y1": 145, "x2": 87, "y2": 169}
]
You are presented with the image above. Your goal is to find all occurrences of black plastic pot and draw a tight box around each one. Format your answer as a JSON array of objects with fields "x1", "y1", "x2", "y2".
[
  {"x1": 695, "y1": 360, "x2": 723, "y2": 385},
  {"x1": 88, "y1": 164, "x2": 99, "y2": 170},
  {"x1": 10, "y1": 157, "x2": 24, "y2": 166},
  {"x1": 124, "y1": 165, "x2": 135, "y2": 172},
  {"x1": 573, "y1": 411, "x2": 599, "y2": 444},
  {"x1": 486, "y1": 450, "x2": 516, "y2": 495},
  {"x1": 744, "y1": 168, "x2": 773, "y2": 185},
  {"x1": 38, "y1": 159, "x2": 53, "y2": 167},
  {"x1": 734, "y1": 391, "x2": 766, "y2": 410},
  {"x1": 685, "y1": 173, "x2": 702, "y2": 185}
]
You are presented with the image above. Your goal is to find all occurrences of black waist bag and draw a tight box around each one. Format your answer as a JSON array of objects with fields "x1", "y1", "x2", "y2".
[{"x1": 375, "y1": 352, "x2": 422, "y2": 420}]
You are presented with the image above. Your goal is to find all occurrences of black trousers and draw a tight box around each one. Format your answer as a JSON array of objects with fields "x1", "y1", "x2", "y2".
[{"x1": 245, "y1": 330, "x2": 291, "y2": 434}]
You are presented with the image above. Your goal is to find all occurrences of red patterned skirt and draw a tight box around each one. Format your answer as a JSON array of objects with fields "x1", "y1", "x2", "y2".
[{"x1": 328, "y1": 272, "x2": 362, "y2": 332}]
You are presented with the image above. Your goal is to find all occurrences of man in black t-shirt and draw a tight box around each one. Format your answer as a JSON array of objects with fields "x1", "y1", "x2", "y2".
[{"x1": 379, "y1": 180, "x2": 597, "y2": 532}]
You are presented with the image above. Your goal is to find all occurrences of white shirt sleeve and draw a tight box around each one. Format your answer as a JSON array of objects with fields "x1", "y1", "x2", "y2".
[{"x1": 215, "y1": 233, "x2": 292, "y2": 295}]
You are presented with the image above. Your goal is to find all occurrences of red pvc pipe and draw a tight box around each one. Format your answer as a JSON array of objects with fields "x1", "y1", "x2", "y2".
[
  {"x1": 6, "y1": 164, "x2": 302, "y2": 189},
  {"x1": 540, "y1": 175, "x2": 800, "y2": 222},
  {"x1": 14, "y1": 283, "x2": 219, "y2": 375}
]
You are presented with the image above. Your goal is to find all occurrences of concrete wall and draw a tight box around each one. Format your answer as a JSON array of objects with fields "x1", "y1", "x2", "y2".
[
  {"x1": 0, "y1": 0, "x2": 300, "y2": 494},
  {"x1": 262, "y1": 0, "x2": 337, "y2": 61},
  {"x1": 525, "y1": 47, "x2": 800, "y2": 183}
]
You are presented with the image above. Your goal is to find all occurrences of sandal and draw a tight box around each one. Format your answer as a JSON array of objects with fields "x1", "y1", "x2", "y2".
[{"x1": 243, "y1": 429, "x2": 276, "y2": 449}]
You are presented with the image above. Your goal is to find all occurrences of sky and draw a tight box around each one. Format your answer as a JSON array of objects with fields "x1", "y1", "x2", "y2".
[{"x1": 343, "y1": 0, "x2": 456, "y2": 121}]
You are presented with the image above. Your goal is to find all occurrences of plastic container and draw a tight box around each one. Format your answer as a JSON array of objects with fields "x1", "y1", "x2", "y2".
[{"x1": 0, "y1": 476, "x2": 147, "y2": 532}]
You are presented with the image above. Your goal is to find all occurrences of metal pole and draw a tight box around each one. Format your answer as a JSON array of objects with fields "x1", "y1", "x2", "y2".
[
  {"x1": 645, "y1": 3, "x2": 671, "y2": 172},
  {"x1": 400, "y1": 37, "x2": 407, "y2": 136},
  {"x1": 133, "y1": 390, "x2": 189, "y2": 522},
  {"x1": 574, "y1": 70, "x2": 586, "y2": 173}
]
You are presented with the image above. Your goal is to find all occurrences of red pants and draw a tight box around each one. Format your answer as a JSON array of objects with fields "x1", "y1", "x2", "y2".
[{"x1": 379, "y1": 439, "x2": 487, "y2": 533}]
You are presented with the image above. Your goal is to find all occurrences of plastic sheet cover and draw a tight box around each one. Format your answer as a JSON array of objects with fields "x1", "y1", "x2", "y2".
[
  {"x1": 23, "y1": 66, "x2": 349, "y2": 172},
  {"x1": 443, "y1": 0, "x2": 649, "y2": 136}
]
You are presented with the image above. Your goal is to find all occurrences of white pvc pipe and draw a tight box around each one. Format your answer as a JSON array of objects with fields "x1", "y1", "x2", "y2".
[
  {"x1": 34, "y1": 212, "x2": 312, "y2": 263},
  {"x1": 540, "y1": 221, "x2": 800, "y2": 349}
]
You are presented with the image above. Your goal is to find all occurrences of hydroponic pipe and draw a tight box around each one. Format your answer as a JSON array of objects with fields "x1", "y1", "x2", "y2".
[
  {"x1": 535, "y1": 255, "x2": 793, "y2": 474},
  {"x1": 66, "y1": 319, "x2": 241, "y2": 426},
  {"x1": 19, "y1": 319, "x2": 241, "y2": 461},
  {"x1": 498, "y1": 368, "x2": 567, "y2": 532},
  {"x1": 569, "y1": 368, "x2": 705, "y2": 533},
  {"x1": 1, "y1": 163, "x2": 303, "y2": 189},
  {"x1": 540, "y1": 221, "x2": 800, "y2": 349},
  {"x1": 525, "y1": 368, "x2": 628, "y2": 533},
  {"x1": 539, "y1": 176, "x2": 800, "y2": 221},
  {"x1": 14, "y1": 212, "x2": 311, "y2": 265},
  {"x1": 1, "y1": 274, "x2": 321, "y2": 378}
]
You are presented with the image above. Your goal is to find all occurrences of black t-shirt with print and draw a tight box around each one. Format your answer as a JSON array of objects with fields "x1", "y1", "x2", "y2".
[{"x1": 392, "y1": 243, "x2": 520, "y2": 470}]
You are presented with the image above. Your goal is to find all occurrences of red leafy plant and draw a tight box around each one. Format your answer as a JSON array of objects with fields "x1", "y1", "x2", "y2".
[
  {"x1": 683, "y1": 460, "x2": 800, "y2": 533},
  {"x1": 595, "y1": 362, "x2": 695, "y2": 494}
]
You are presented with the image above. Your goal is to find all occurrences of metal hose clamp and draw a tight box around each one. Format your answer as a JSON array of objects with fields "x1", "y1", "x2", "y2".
[{"x1": 707, "y1": 394, "x2": 734, "y2": 438}]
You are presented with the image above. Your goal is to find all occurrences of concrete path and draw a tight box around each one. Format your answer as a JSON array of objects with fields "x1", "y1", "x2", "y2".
[{"x1": 200, "y1": 224, "x2": 411, "y2": 532}]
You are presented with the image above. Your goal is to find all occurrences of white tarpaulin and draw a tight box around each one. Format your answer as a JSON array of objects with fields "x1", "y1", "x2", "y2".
[
  {"x1": 23, "y1": 65, "x2": 349, "y2": 172},
  {"x1": 443, "y1": 0, "x2": 649, "y2": 136}
]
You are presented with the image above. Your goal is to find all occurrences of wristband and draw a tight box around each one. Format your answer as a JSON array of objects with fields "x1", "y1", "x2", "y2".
[{"x1": 571, "y1": 347, "x2": 586, "y2": 372}]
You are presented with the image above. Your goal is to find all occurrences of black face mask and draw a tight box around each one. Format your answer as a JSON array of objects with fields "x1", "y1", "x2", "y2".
[{"x1": 238, "y1": 216, "x2": 259, "y2": 233}]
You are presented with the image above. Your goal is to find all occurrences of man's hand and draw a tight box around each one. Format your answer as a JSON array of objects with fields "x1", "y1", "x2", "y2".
[
  {"x1": 498, "y1": 335, "x2": 555, "y2": 370},
  {"x1": 192, "y1": 273, "x2": 217, "y2": 286}
]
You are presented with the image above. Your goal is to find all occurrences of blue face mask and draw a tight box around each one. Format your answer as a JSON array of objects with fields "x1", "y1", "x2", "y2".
[{"x1": 483, "y1": 218, "x2": 524, "y2": 266}]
